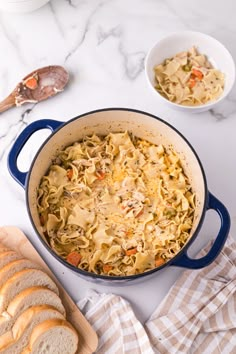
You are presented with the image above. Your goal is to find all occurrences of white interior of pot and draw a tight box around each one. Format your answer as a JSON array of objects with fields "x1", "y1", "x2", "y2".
[{"x1": 27, "y1": 109, "x2": 207, "y2": 248}]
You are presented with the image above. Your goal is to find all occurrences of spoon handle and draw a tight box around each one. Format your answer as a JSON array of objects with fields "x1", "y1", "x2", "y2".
[{"x1": 0, "y1": 94, "x2": 16, "y2": 113}]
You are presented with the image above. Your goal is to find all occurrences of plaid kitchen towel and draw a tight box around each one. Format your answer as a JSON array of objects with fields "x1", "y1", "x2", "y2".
[
  {"x1": 77, "y1": 235, "x2": 236, "y2": 354},
  {"x1": 78, "y1": 290, "x2": 154, "y2": 354}
]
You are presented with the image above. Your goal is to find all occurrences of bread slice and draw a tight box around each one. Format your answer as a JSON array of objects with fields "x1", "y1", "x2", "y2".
[
  {"x1": 0, "y1": 269, "x2": 59, "y2": 313},
  {"x1": 0, "y1": 259, "x2": 42, "y2": 290},
  {"x1": 0, "y1": 305, "x2": 65, "y2": 353},
  {"x1": 0, "y1": 251, "x2": 22, "y2": 269},
  {"x1": 7, "y1": 286, "x2": 66, "y2": 318},
  {"x1": 0, "y1": 286, "x2": 66, "y2": 336},
  {"x1": 22, "y1": 318, "x2": 79, "y2": 354}
]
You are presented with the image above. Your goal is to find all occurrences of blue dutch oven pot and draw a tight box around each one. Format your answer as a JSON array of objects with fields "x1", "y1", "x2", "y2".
[{"x1": 8, "y1": 108, "x2": 230, "y2": 284}]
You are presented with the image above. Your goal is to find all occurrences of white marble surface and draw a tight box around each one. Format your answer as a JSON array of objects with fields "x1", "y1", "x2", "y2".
[{"x1": 0, "y1": 0, "x2": 236, "y2": 324}]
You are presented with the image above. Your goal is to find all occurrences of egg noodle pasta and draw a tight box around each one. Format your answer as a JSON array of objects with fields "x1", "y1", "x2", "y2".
[
  {"x1": 37, "y1": 132, "x2": 195, "y2": 276},
  {"x1": 154, "y1": 46, "x2": 225, "y2": 106}
]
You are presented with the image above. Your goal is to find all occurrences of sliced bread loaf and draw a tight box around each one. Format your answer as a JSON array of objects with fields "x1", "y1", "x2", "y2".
[
  {"x1": 0, "y1": 305, "x2": 65, "y2": 353},
  {"x1": 22, "y1": 318, "x2": 79, "y2": 354},
  {"x1": 0, "y1": 245, "x2": 79, "y2": 353},
  {"x1": 0, "y1": 260, "x2": 43, "y2": 337},
  {"x1": 0, "y1": 251, "x2": 22, "y2": 269},
  {"x1": 0, "y1": 259, "x2": 42, "y2": 290},
  {"x1": 0, "y1": 286, "x2": 66, "y2": 336},
  {"x1": 0, "y1": 269, "x2": 59, "y2": 313}
]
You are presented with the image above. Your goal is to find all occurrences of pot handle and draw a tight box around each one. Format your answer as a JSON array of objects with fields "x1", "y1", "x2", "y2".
[
  {"x1": 8, "y1": 119, "x2": 63, "y2": 188},
  {"x1": 171, "y1": 192, "x2": 230, "y2": 269}
]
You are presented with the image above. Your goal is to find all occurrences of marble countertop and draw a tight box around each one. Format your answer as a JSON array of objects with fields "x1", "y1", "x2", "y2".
[{"x1": 0, "y1": 0, "x2": 236, "y2": 324}]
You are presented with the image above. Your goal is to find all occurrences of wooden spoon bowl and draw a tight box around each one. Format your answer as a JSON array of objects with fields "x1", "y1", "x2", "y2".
[{"x1": 0, "y1": 66, "x2": 69, "y2": 114}]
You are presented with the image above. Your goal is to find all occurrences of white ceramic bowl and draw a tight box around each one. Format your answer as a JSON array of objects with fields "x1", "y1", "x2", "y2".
[{"x1": 145, "y1": 31, "x2": 235, "y2": 113}]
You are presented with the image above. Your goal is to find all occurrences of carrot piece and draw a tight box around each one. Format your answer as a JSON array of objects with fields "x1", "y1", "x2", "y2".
[
  {"x1": 67, "y1": 169, "x2": 73, "y2": 180},
  {"x1": 24, "y1": 76, "x2": 38, "y2": 90},
  {"x1": 188, "y1": 78, "x2": 196, "y2": 88},
  {"x1": 103, "y1": 264, "x2": 113, "y2": 273},
  {"x1": 192, "y1": 69, "x2": 203, "y2": 80},
  {"x1": 125, "y1": 247, "x2": 137, "y2": 256},
  {"x1": 96, "y1": 170, "x2": 106, "y2": 180},
  {"x1": 155, "y1": 257, "x2": 165, "y2": 267},
  {"x1": 66, "y1": 252, "x2": 82, "y2": 266},
  {"x1": 136, "y1": 209, "x2": 144, "y2": 218}
]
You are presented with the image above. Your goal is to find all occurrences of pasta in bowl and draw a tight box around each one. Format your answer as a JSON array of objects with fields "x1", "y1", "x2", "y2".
[
  {"x1": 37, "y1": 132, "x2": 195, "y2": 276},
  {"x1": 8, "y1": 108, "x2": 230, "y2": 283},
  {"x1": 145, "y1": 31, "x2": 235, "y2": 113},
  {"x1": 154, "y1": 46, "x2": 224, "y2": 106}
]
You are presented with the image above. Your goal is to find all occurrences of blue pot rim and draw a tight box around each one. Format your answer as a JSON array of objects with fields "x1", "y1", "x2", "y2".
[{"x1": 25, "y1": 107, "x2": 208, "y2": 282}]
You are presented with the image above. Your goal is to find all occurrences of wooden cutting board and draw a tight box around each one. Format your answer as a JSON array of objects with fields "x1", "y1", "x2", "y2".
[{"x1": 0, "y1": 226, "x2": 98, "y2": 354}]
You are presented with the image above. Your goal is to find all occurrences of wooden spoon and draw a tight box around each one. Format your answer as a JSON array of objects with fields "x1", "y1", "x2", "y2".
[{"x1": 0, "y1": 65, "x2": 69, "y2": 114}]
